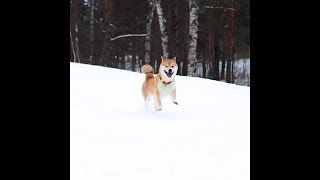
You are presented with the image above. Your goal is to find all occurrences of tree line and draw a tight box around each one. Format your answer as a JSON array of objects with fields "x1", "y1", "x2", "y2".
[{"x1": 70, "y1": 0, "x2": 249, "y2": 83}]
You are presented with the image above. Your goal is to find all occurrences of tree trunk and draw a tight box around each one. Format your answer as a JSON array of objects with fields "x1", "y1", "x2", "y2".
[
  {"x1": 103, "y1": 0, "x2": 112, "y2": 67},
  {"x1": 70, "y1": 27, "x2": 76, "y2": 62},
  {"x1": 155, "y1": 1, "x2": 168, "y2": 58},
  {"x1": 70, "y1": 0, "x2": 81, "y2": 63},
  {"x1": 132, "y1": 41, "x2": 137, "y2": 71},
  {"x1": 95, "y1": 0, "x2": 105, "y2": 65},
  {"x1": 187, "y1": 0, "x2": 198, "y2": 77},
  {"x1": 114, "y1": 0, "x2": 125, "y2": 69},
  {"x1": 213, "y1": 34, "x2": 220, "y2": 80},
  {"x1": 231, "y1": 40, "x2": 235, "y2": 83},
  {"x1": 74, "y1": 24, "x2": 80, "y2": 63},
  {"x1": 202, "y1": 53, "x2": 206, "y2": 78},
  {"x1": 212, "y1": 6, "x2": 224, "y2": 81},
  {"x1": 208, "y1": 26, "x2": 214, "y2": 79},
  {"x1": 226, "y1": 2, "x2": 234, "y2": 83},
  {"x1": 105, "y1": 0, "x2": 111, "y2": 18},
  {"x1": 220, "y1": 7, "x2": 227, "y2": 80},
  {"x1": 144, "y1": 2, "x2": 155, "y2": 64},
  {"x1": 176, "y1": 0, "x2": 189, "y2": 76},
  {"x1": 89, "y1": 0, "x2": 95, "y2": 63},
  {"x1": 151, "y1": 9, "x2": 163, "y2": 73},
  {"x1": 220, "y1": 52, "x2": 226, "y2": 80},
  {"x1": 167, "y1": 0, "x2": 174, "y2": 58}
]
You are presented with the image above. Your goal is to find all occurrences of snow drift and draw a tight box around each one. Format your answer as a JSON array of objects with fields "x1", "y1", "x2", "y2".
[{"x1": 70, "y1": 62, "x2": 250, "y2": 180}]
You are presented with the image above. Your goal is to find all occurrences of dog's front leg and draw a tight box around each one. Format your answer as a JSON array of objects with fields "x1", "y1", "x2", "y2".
[
  {"x1": 170, "y1": 88, "x2": 178, "y2": 105},
  {"x1": 154, "y1": 91, "x2": 162, "y2": 111}
]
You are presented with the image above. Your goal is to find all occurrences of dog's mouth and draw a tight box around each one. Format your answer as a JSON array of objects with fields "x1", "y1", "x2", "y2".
[{"x1": 164, "y1": 70, "x2": 174, "y2": 78}]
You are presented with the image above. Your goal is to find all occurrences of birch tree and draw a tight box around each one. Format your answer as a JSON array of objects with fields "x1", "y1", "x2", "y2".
[
  {"x1": 145, "y1": 0, "x2": 168, "y2": 63},
  {"x1": 187, "y1": 0, "x2": 199, "y2": 76},
  {"x1": 70, "y1": 27, "x2": 76, "y2": 62},
  {"x1": 155, "y1": 0, "x2": 168, "y2": 58}
]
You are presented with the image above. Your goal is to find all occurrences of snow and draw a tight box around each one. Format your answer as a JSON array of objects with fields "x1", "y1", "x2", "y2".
[
  {"x1": 70, "y1": 62, "x2": 250, "y2": 180},
  {"x1": 203, "y1": 6, "x2": 235, "y2": 11},
  {"x1": 111, "y1": 34, "x2": 149, "y2": 41}
]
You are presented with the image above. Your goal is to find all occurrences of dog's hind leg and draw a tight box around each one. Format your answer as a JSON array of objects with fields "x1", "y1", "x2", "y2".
[
  {"x1": 145, "y1": 95, "x2": 151, "y2": 110},
  {"x1": 153, "y1": 92, "x2": 162, "y2": 111}
]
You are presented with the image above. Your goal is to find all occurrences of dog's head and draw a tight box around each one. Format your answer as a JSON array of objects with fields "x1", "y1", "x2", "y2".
[{"x1": 159, "y1": 56, "x2": 178, "y2": 81}]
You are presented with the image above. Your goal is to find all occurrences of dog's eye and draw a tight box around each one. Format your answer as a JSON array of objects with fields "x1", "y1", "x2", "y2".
[
  {"x1": 165, "y1": 66, "x2": 168, "y2": 67},
  {"x1": 171, "y1": 66, "x2": 174, "y2": 68}
]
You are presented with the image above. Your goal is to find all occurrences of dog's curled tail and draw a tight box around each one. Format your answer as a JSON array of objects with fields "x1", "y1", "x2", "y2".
[{"x1": 141, "y1": 64, "x2": 154, "y2": 79}]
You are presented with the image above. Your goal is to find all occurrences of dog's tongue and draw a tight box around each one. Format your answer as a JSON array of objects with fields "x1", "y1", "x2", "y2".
[{"x1": 167, "y1": 73, "x2": 172, "y2": 78}]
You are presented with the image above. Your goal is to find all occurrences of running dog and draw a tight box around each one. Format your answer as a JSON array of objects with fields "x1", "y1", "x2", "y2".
[{"x1": 141, "y1": 56, "x2": 178, "y2": 111}]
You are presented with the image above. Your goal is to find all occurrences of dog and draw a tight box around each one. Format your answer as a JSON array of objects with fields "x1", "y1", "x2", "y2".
[{"x1": 141, "y1": 56, "x2": 178, "y2": 111}]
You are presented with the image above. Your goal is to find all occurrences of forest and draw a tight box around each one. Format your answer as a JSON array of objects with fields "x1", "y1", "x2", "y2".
[{"x1": 70, "y1": 0, "x2": 250, "y2": 85}]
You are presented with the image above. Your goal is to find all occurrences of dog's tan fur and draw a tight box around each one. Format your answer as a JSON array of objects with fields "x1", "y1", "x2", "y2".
[{"x1": 141, "y1": 56, "x2": 178, "y2": 111}]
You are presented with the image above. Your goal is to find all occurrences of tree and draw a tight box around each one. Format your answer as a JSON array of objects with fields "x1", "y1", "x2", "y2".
[
  {"x1": 155, "y1": 1, "x2": 168, "y2": 58},
  {"x1": 225, "y1": 0, "x2": 235, "y2": 83},
  {"x1": 69, "y1": 0, "x2": 250, "y2": 86},
  {"x1": 166, "y1": 0, "x2": 175, "y2": 58},
  {"x1": 187, "y1": 0, "x2": 199, "y2": 77},
  {"x1": 70, "y1": 0, "x2": 81, "y2": 63},
  {"x1": 175, "y1": 0, "x2": 190, "y2": 76},
  {"x1": 102, "y1": 0, "x2": 112, "y2": 67},
  {"x1": 144, "y1": 2, "x2": 155, "y2": 65},
  {"x1": 150, "y1": 8, "x2": 163, "y2": 72},
  {"x1": 88, "y1": 0, "x2": 95, "y2": 63}
]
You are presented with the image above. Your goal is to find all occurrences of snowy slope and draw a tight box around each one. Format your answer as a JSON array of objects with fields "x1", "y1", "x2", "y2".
[{"x1": 70, "y1": 62, "x2": 250, "y2": 180}]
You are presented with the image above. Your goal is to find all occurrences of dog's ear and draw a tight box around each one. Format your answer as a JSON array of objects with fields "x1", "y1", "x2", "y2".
[
  {"x1": 161, "y1": 56, "x2": 166, "y2": 62},
  {"x1": 173, "y1": 57, "x2": 176, "y2": 62}
]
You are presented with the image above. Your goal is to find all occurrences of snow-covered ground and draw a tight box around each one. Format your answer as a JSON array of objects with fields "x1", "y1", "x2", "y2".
[{"x1": 70, "y1": 62, "x2": 250, "y2": 180}]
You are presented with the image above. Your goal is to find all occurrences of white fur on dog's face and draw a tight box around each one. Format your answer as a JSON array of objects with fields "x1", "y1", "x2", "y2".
[{"x1": 159, "y1": 63, "x2": 178, "y2": 81}]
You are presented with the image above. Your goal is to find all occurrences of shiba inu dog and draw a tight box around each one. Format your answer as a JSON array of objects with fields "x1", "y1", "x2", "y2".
[{"x1": 141, "y1": 56, "x2": 178, "y2": 111}]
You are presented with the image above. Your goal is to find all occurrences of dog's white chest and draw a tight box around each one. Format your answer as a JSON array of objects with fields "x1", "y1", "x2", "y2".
[{"x1": 158, "y1": 81, "x2": 175, "y2": 97}]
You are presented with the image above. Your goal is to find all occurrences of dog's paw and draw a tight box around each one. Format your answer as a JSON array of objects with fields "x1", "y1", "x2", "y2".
[{"x1": 173, "y1": 101, "x2": 178, "y2": 105}]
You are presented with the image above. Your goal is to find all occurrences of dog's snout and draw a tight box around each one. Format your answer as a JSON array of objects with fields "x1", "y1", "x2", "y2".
[{"x1": 168, "y1": 69, "x2": 172, "y2": 73}]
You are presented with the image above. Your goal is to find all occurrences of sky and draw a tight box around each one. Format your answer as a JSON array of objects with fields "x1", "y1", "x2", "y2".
[{"x1": 70, "y1": 62, "x2": 250, "y2": 180}]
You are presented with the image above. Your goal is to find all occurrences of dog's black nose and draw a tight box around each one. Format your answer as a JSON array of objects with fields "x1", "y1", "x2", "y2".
[{"x1": 168, "y1": 69, "x2": 172, "y2": 73}]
